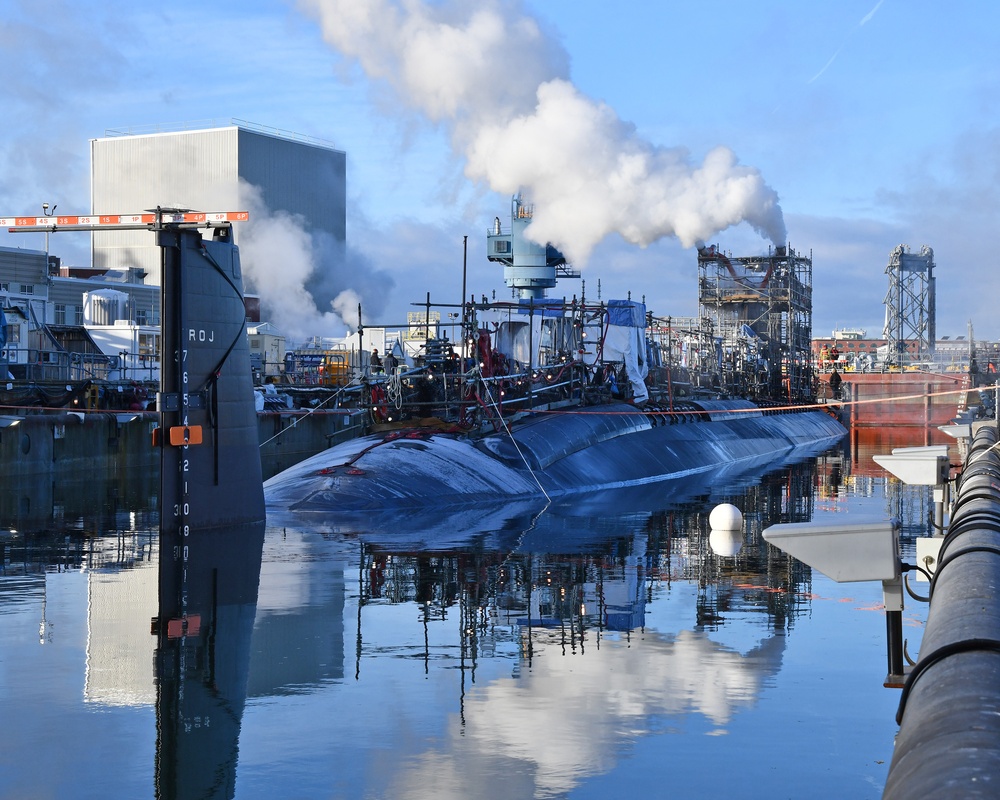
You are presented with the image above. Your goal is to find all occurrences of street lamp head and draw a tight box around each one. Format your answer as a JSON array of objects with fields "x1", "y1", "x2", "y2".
[{"x1": 42, "y1": 203, "x2": 48, "y2": 212}]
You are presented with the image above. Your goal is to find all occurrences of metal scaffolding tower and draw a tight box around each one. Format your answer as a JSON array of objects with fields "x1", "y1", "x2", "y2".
[
  {"x1": 882, "y1": 245, "x2": 935, "y2": 367},
  {"x1": 697, "y1": 244, "x2": 814, "y2": 401}
]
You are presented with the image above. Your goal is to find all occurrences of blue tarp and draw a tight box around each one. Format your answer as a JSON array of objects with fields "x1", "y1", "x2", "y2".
[{"x1": 607, "y1": 299, "x2": 646, "y2": 328}]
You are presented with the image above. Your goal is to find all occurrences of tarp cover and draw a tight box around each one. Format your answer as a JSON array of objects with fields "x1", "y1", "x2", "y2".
[
  {"x1": 604, "y1": 300, "x2": 648, "y2": 403},
  {"x1": 607, "y1": 299, "x2": 646, "y2": 327}
]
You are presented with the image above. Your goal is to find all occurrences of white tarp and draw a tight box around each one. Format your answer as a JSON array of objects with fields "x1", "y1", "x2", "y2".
[{"x1": 604, "y1": 300, "x2": 648, "y2": 404}]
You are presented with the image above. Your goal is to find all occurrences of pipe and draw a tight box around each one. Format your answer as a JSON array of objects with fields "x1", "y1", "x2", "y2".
[{"x1": 884, "y1": 425, "x2": 1000, "y2": 798}]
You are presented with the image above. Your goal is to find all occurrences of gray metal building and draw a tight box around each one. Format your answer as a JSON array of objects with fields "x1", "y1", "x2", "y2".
[{"x1": 90, "y1": 120, "x2": 347, "y2": 286}]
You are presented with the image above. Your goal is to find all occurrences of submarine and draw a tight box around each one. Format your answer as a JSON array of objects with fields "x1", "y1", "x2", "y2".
[{"x1": 265, "y1": 195, "x2": 846, "y2": 513}]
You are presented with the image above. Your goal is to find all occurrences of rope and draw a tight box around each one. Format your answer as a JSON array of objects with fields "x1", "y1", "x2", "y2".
[
  {"x1": 493, "y1": 382, "x2": 995, "y2": 420},
  {"x1": 258, "y1": 378, "x2": 363, "y2": 448},
  {"x1": 385, "y1": 368, "x2": 404, "y2": 410},
  {"x1": 479, "y1": 379, "x2": 551, "y2": 502},
  {"x1": 896, "y1": 638, "x2": 1000, "y2": 724}
]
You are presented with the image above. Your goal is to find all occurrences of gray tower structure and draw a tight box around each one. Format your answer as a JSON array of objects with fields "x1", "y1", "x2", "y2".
[
  {"x1": 882, "y1": 244, "x2": 935, "y2": 367},
  {"x1": 486, "y1": 195, "x2": 579, "y2": 300},
  {"x1": 90, "y1": 121, "x2": 346, "y2": 287}
]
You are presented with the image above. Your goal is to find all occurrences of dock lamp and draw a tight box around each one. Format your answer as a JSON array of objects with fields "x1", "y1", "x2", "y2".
[
  {"x1": 938, "y1": 423, "x2": 972, "y2": 442},
  {"x1": 873, "y1": 446, "x2": 951, "y2": 582},
  {"x1": 762, "y1": 519, "x2": 904, "y2": 685},
  {"x1": 764, "y1": 448, "x2": 949, "y2": 686}
]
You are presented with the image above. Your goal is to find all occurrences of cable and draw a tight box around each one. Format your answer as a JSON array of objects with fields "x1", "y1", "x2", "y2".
[
  {"x1": 258, "y1": 378, "x2": 363, "y2": 448},
  {"x1": 479, "y1": 379, "x2": 551, "y2": 502}
]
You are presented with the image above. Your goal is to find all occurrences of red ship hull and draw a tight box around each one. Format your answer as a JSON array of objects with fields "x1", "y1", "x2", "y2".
[{"x1": 826, "y1": 370, "x2": 973, "y2": 428}]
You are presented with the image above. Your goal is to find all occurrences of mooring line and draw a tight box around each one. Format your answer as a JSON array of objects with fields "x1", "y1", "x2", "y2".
[
  {"x1": 258, "y1": 379, "x2": 363, "y2": 448},
  {"x1": 480, "y1": 379, "x2": 552, "y2": 502}
]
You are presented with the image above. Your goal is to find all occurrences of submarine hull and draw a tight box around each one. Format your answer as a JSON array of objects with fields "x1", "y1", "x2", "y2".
[{"x1": 264, "y1": 401, "x2": 846, "y2": 512}]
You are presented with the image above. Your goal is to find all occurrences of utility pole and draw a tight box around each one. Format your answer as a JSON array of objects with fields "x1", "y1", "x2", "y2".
[{"x1": 42, "y1": 203, "x2": 56, "y2": 267}]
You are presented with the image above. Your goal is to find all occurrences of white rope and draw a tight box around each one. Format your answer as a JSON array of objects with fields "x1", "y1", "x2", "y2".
[
  {"x1": 258, "y1": 378, "x2": 363, "y2": 448},
  {"x1": 479, "y1": 379, "x2": 551, "y2": 502},
  {"x1": 385, "y1": 368, "x2": 404, "y2": 410}
]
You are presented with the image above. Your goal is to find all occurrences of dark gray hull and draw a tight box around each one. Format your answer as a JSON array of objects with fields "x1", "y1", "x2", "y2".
[{"x1": 264, "y1": 400, "x2": 846, "y2": 512}]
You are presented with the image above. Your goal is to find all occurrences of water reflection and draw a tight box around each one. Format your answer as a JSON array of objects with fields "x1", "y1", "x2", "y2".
[
  {"x1": 2, "y1": 429, "x2": 944, "y2": 797},
  {"x1": 0, "y1": 465, "x2": 158, "y2": 534},
  {"x1": 154, "y1": 523, "x2": 265, "y2": 800},
  {"x1": 243, "y1": 456, "x2": 825, "y2": 797}
]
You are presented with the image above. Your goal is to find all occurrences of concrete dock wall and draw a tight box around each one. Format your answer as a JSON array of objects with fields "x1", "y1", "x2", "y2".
[{"x1": 0, "y1": 408, "x2": 364, "y2": 485}]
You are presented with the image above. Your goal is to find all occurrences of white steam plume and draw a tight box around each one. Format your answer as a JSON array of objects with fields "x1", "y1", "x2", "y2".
[
  {"x1": 237, "y1": 182, "x2": 389, "y2": 340},
  {"x1": 299, "y1": 0, "x2": 787, "y2": 261}
]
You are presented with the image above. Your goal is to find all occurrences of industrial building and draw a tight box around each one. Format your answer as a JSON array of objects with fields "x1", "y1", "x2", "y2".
[
  {"x1": 90, "y1": 120, "x2": 347, "y2": 286},
  {"x1": 0, "y1": 121, "x2": 343, "y2": 382},
  {"x1": 696, "y1": 244, "x2": 814, "y2": 401},
  {"x1": 0, "y1": 244, "x2": 160, "y2": 382}
]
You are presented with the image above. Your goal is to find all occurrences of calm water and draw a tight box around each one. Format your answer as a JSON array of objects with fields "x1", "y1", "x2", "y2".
[{"x1": 0, "y1": 431, "x2": 945, "y2": 799}]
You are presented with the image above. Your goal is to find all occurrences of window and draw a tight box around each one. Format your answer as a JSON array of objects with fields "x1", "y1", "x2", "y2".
[
  {"x1": 135, "y1": 308, "x2": 148, "y2": 325},
  {"x1": 5, "y1": 325, "x2": 18, "y2": 343},
  {"x1": 138, "y1": 333, "x2": 158, "y2": 357},
  {"x1": 74, "y1": 306, "x2": 83, "y2": 325},
  {"x1": 19, "y1": 284, "x2": 34, "y2": 295},
  {"x1": 250, "y1": 338, "x2": 261, "y2": 348},
  {"x1": 54, "y1": 303, "x2": 66, "y2": 325}
]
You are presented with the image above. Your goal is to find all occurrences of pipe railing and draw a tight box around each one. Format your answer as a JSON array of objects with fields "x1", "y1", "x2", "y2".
[{"x1": 884, "y1": 424, "x2": 1000, "y2": 797}]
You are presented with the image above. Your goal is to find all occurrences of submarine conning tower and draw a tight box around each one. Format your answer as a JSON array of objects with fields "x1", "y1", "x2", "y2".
[{"x1": 486, "y1": 194, "x2": 577, "y2": 300}]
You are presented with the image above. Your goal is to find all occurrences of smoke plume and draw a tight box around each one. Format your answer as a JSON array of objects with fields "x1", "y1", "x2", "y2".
[
  {"x1": 299, "y1": 0, "x2": 787, "y2": 261},
  {"x1": 238, "y1": 182, "x2": 391, "y2": 341}
]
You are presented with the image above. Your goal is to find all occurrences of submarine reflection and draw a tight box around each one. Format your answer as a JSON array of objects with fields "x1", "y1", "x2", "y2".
[
  {"x1": 247, "y1": 453, "x2": 826, "y2": 798},
  {"x1": 0, "y1": 445, "x2": 846, "y2": 797}
]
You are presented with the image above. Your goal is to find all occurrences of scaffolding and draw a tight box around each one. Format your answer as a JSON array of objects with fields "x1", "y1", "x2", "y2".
[
  {"x1": 882, "y1": 244, "x2": 935, "y2": 368},
  {"x1": 697, "y1": 244, "x2": 814, "y2": 401}
]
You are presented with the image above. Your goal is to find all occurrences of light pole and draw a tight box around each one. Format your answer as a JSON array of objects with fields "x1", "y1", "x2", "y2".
[{"x1": 41, "y1": 203, "x2": 56, "y2": 267}]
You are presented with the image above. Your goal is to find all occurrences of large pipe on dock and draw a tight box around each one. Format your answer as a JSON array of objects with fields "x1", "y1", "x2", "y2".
[{"x1": 884, "y1": 424, "x2": 1000, "y2": 798}]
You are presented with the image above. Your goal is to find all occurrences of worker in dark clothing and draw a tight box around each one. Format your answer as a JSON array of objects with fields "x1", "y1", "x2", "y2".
[
  {"x1": 384, "y1": 350, "x2": 398, "y2": 374},
  {"x1": 829, "y1": 368, "x2": 842, "y2": 399},
  {"x1": 371, "y1": 348, "x2": 383, "y2": 373}
]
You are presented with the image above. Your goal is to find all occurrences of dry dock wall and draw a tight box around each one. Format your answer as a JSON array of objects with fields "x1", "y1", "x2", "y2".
[{"x1": 0, "y1": 408, "x2": 364, "y2": 483}]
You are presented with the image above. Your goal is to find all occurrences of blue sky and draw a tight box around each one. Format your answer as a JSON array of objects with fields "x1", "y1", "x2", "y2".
[{"x1": 2, "y1": 0, "x2": 998, "y2": 340}]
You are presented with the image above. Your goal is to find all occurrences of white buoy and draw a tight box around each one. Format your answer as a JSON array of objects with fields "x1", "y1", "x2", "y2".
[
  {"x1": 709, "y1": 503, "x2": 744, "y2": 557},
  {"x1": 709, "y1": 503, "x2": 743, "y2": 531}
]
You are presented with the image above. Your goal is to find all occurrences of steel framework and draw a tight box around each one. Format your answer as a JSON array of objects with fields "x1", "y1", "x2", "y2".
[
  {"x1": 882, "y1": 244, "x2": 935, "y2": 367},
  {"x1": 697, "y1": 244, "x2": 814, "y2": 401}
]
